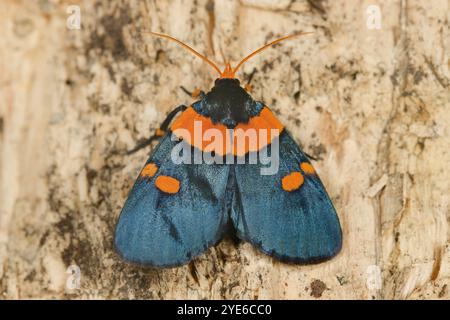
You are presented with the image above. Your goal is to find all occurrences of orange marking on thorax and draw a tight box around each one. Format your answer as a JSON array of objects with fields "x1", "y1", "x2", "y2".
[
  {"x1": 220, "y1": 63, "x2": 235, "y2": 78},
  {"x1": 155, "y1": 128, "x2": 165, "y2": 137},
  {"x1": 281, "y1": 172, "x2": 304, "y2": 192},
  {"x1": 155, "y1": 175, "x2": 180, "y2": 194},
  {"x1": 300, "y1": 162, "x2": 316, "y2": 175},
  {"x1": 170, "y1": 106, "x2": 284, "y2": 156},
  {"x1": 171, "y1": 106, "x2": 228, "y2": 154},
  {"x1": 141, "y1": 163, "x2": 158, "y2": 178},
  {"x1": 234, "y1": 107, "x2": 283, "y2": 155}
]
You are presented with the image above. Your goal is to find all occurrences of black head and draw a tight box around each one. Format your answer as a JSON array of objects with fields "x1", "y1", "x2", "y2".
[
  {"x1": 207, "y1": 78, "x2": 250, "y2": 109},
  {"x1": 195, "y1": 78, "x2": 261, "y2": 128}
]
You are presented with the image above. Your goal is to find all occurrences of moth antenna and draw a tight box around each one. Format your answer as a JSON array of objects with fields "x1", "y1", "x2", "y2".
[
  {"x1": 232, "y1": 32, "x2": 314, "y2": 75},
  {"x1": 146, "y1": 31, "x2": 222, "y2": 76}
]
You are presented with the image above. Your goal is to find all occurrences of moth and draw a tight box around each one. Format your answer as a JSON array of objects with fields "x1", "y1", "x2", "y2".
[{"x1": 114, "y1": 32, "x2": 342, "y2": 267}]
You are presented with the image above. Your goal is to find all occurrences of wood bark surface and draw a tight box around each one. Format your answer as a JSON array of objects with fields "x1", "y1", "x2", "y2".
[{"x1": 0, "y1": 0, "x2": 449, "y2": 299}]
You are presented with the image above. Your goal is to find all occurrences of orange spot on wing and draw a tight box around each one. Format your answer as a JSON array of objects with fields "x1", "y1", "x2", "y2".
[
  {"x1": 300, "y1": 162, "x2": 316, "y2": 175},
  {"x1": 281, "y1": 172, "x2": 304, "y2": 192},
  {"x1": 155, "y1": 175, "x2": 180, "y2": 194},
  {"x1": 171, "y1": 106, "x2": 284, "y2": 156},
  {"x1": 141, "y1": 163, "x2": 158, "y2": 178}
]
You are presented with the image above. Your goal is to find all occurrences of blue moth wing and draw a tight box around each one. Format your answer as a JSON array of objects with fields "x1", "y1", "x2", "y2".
[
  {"x1": 114, "y1": 134, "x2": 230, "y2": 267},
  {"x1": 231, "y1": 131, "x2": 342, "y2": 264}
]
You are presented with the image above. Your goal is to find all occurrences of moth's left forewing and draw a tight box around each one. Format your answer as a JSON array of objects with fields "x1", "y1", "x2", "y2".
[{"x1": 114, "y1": 134, "x2": 230, "y2": 267}]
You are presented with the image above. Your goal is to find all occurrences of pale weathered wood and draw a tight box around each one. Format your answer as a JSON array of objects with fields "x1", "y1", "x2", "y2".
[{"x1": 0, "y1": 0, "x2": 448, "y2": 299}]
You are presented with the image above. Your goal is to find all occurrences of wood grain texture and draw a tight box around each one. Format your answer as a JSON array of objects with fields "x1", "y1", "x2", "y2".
[{"x1": 0, "y1": 0, "x2": 448, "y2": 299}]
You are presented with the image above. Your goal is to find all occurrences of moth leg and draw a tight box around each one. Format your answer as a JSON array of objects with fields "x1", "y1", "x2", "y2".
[
  {"x1": 304, "y1": 151, "x2": 319, "y2": 161},
  {"x1": 179, "y1": 86, "x2": 205, "y2": 99},
  {"x1": 126, "y1": 104, "x2": 187, "y2": 155},
  {"x1": 244, "y1": 67, "x2": 257, "y2": 93}
]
